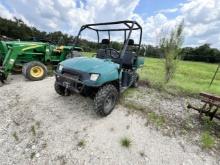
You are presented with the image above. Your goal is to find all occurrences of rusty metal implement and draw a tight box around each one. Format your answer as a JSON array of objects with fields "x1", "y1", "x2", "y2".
[{"x1": 187, "y1": 92, "x2": 220, "y2": 121}]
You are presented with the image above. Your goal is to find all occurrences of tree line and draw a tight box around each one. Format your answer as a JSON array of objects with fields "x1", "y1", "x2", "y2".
[
  {"x1": 0, "y1": 17, "x2": 220, "y2": 63},
  {"x1": 140, "y1": 44, "x2": 220, "y2": 63}
]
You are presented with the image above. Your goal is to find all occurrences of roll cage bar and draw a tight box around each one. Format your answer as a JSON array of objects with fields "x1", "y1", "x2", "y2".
[{"x1": 74, "y1": 20, "x2": 142, "y2": 55}]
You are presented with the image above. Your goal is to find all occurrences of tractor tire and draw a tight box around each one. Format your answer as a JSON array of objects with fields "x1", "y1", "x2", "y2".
[
  {"x1": 22, "y1": 61, "x2": 47, "y2": 81},
  {"x1": 94, "y1": 84, "x2": 118, "y2": 117},
  {"x1": 22, "y1": 63, "x2": 28, "y2": 78},
  {"x1": 0, "y1": 54, "x2": 3, "y2": 66},
  {"x1": 54, "y1": 82, "x2": 70, "y2": 96}
]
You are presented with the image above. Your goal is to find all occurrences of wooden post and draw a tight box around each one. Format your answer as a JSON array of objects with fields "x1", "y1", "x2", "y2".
[{"x1": 210, "y1": 64, "x2": 220, "y2": 87}]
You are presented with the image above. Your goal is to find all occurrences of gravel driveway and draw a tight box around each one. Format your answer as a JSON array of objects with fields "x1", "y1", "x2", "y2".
[{"x1": 0, "y1": 75, "x2": 219, "y2": 165}]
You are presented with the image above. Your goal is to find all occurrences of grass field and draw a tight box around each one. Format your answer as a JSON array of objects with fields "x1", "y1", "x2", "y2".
[
  {"x1": 139, "y1": 58, "x2": 220, "y2": 96},
  {"x1": 83, "y1": 52, "x2": 220, "y2": 96}
]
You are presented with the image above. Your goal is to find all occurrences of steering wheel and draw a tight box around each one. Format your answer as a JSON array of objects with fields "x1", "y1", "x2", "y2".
[{"x1": 105, "y1": 48, "x2": 120, "y2": 59}]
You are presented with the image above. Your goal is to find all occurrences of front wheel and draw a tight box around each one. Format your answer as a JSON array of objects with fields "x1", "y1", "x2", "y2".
[
  {"x1": 94, "y1": 84, "x2": 118, "y2": 117},
  {"x1": 54, "y1": 82, "x2": 70, "y2": 96}
]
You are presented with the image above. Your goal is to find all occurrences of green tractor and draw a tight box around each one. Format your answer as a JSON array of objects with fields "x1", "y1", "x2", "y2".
[
  {"x1": 55, "y1": 21, "x2": 144, "y2": 116},
  {"x1": 0, "y1": 40, "x2": 81, "y2": 83}
]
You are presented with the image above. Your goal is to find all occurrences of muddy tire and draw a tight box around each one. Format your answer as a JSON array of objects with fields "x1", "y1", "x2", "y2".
[
  {"x1": 22, "y1": 61, "x2": 47, "y2": 81},
  {"x1": 94, "y1": 84, "x2": 118, "y2": 117},
  {"x1": 54, "y1": 82, "x2": 70, "y2": 96},
  {"x1": 131, "y1": 73, "x2": 139, "y2": 88}
]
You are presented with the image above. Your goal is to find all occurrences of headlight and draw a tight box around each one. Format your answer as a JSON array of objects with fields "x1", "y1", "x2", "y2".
[
  {"x1": 90, "y1": 74, "x2": 99, "y2": 81},
  {"x1": 58, "y1": 65, "x2": 63, "y2": 71}
]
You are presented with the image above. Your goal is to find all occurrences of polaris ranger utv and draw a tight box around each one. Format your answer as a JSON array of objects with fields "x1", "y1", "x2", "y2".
[{"x1": 55, "y1": 20, "x2": 144, "y2": 116}]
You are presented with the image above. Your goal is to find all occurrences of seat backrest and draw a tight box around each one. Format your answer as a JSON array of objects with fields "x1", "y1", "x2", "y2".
[
  {"x1": 122, "y1": 51, "x2": 135, "y2": 69},
  {"x1": 96, "y1": 49, "x2": 106, "y2": 59},
  {"x1": 121, "y1": 39, "x2": 136, "y2": 69},
  {"x1": 101, "y1": 39, "x2": 110, "y2": 45},
  {"x1": 127, "y1": 39, "x2": 134, "y2": 46},
  {"x1": 96, "y1": 39, "x2": 110, "y2": 59}
]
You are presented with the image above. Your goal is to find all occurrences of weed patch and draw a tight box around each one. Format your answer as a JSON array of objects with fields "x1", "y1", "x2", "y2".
[
  {"x1": 77, "y1": 140, "x2": 86, "y2": 147},
  {"x1": 200, "y1": 131, "x2": 215, "y2": 149},
  {"x1": 120, "y1": 137, "x2": 132, "y2": 148},
  {"x1": 147, "y1": 112, "x2": 166, "y2": 127},
  {"x1": 12, "y1": 132, "x2": 19, "y2": 141},
  {"x1": 30, "y1": 152, "x2": 35, "y2": 159},
  {"x1": 31, "y1": 125, "x2": 36, "y2": 136},
  {"x1": 121, "y1": 101, "x2": 145, "y2": 112}
]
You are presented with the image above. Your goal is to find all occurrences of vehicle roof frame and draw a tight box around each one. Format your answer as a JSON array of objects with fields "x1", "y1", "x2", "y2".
[{"x1": 74, "y1": 20, "x2": 142, "y2": 56}]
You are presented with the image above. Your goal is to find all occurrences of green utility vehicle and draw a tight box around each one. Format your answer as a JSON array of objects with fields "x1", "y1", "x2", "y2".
[
  {"x1": 55, "y1": 20, "x2": 144, "y2": 116},
  {"x1": 0, "y1": 40, "x2": 81, "y2": 83}
]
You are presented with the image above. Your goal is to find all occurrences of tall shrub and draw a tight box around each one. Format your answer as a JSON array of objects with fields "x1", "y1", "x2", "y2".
[{"x1": 160, "y1": 21, "x2": 184, "y2": 83}]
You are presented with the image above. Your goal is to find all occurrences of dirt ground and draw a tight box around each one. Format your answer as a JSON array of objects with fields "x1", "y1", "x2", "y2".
[{"x1": 0, "y1": 75, "x2": 219, "y2": 165}]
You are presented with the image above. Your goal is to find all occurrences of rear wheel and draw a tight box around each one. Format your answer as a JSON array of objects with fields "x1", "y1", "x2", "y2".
[
  {"x1": 22, "y1": 61, "x2": 47, "y2": 81},
  {"x1": 54, "y1": 82, "x2": 70, "y2": 96},
  {"x1": 94, "y1": 84, "x2": 118, "y2": 117},
  {"x1": 131, "y1": 73, "x2": 139, "y2": 88}
]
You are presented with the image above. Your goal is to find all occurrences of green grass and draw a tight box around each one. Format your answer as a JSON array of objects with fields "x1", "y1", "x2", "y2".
[
  {"x1": 81, "y1": 52, "x2": 220, "y2": 96},
  {"x1": 121, "y1": 100, "x2": 145, "y2": 111},
  {"x1": 120, "y1": 137, "x2": 132, "y2": 148},
  {"x1": 147, "y1": 112, "x2": 166, "y2": 127},
  {"x1": 200, "y1": 131, "x2": 215, "y2": 149},
  {"x1": 30, "y1": 152, "x2": 35, "y2": 159},
  {"x1": 31, "y1": 125, "x2": 36, "y2": 136},
  {"x1": 83, "y1": 52, "x2": 95, "y2": 57},
  {"x1": 12, "y1": 132, "x2": 19, "y2": 141},
  {"x1": 139, "y1": 58, "x2": 220, "y2": 96},
  {"x1": 77, "y1": 140, "x2": 86, "y2": 147}
]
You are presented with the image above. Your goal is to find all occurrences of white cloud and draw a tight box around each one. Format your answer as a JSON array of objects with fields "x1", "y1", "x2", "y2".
[
  {"x1": 180, "y1": 0, "x2": 220, "y2": 47},
  {"x1": 158, "y1": 8, "x2": 178, "y2": 14},
  {"x1": 0, "y1": 4, "x2": 13, "y2": 19},
  {"x1": 148, "y1": 0, "x2": 220, "y2": 48},
  {"x1": 0, "y1": 0, "x2": 220, "y2": 48}
]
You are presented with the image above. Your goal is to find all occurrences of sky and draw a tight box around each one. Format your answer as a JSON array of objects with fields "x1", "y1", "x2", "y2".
[{"x1": 0, "y1": 0, "x2": 220, "y2": 48}]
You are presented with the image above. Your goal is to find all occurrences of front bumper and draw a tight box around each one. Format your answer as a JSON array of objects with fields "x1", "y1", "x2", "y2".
[
  {"x1": 55, "y1": 70, "x2": 101, "y2": 93},
  {"x1": 55, "y1": 71, "x2": 85, "y2": 93}
]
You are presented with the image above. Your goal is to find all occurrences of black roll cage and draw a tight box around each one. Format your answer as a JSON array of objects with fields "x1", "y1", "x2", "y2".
[{"x1": 74, "y1": 20, "x2": 142, "y2": 56}]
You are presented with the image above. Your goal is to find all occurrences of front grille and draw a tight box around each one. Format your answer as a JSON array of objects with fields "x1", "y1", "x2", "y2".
[
  {"x1": 63, "y1": 73, "x2": 79, "y2": 81},
  {"x1": 62, "y1": 68, "x2": 81, "y2": 81},
  {"x1": 55, "y1": 73, "x2": 84, "y2": 93},
  {"x1": 61, "y1": 68, "x2": 90, "y2": 81}
]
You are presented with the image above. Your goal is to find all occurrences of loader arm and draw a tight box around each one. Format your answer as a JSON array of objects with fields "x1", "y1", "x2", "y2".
[{"x1": 0, "y1": 44, "x2": 44, "y2": 82}]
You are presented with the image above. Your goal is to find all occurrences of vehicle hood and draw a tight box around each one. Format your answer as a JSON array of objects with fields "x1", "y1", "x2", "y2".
[{"x1": 60, "y1": 57, "x2": 120, "y2": 74}]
